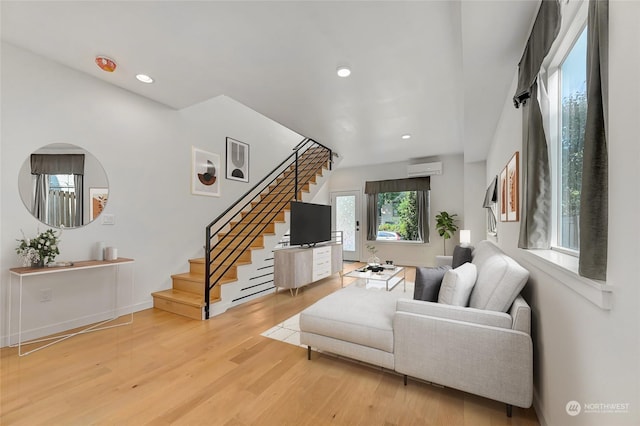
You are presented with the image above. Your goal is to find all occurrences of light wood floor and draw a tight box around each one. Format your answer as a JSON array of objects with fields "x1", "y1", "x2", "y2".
[{"x1": 1, "y1": 263, "x2": 539, "y2": 425}]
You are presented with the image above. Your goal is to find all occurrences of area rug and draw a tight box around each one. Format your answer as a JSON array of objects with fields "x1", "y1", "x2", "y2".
[{"x1": 261, "y1": 280, "x2": 414, "y2": 348}]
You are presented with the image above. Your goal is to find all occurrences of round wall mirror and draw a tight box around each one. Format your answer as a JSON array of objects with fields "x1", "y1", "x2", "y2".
[{"x1": 18, "y1": 143, "x2": 109, "y2": 228}]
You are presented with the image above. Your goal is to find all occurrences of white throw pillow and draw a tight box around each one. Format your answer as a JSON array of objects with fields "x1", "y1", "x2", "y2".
[{"x1": 437, "y1": 262, "x2": 478, "y2": 306}]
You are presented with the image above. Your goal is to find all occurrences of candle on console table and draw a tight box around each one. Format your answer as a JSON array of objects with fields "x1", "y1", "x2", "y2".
[
  {"x1": 95, "y1": 241, "x2": 105, "y2": 261},
  {"x1": 105, "y1": 247, "x2": 118, "y2": 261}
]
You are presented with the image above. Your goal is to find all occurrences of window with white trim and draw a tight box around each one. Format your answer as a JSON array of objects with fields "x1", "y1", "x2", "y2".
[{"x1": 547, "y1": 14, "x2": 587, "y2": 255}]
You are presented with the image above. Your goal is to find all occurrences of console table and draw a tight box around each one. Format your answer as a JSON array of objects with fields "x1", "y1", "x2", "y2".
[{"x1": 9, "y1": 258, "x2": 134, "y2": 356}]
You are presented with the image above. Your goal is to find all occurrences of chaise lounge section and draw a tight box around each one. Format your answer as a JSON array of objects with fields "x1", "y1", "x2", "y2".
[{"x1": 299, "y1": 240, "x2": 532, "y2": 416}]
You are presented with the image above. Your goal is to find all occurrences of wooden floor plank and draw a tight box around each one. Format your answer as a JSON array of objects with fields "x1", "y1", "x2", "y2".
[{"x1": 0, "y1": 264, "x2": 539, "y2": 425}]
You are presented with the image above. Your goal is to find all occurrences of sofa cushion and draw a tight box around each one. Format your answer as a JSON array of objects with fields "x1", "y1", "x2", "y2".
[
  {"x1": 469, "y1": 240, "x2": 529, "y2": 312},
  {"x1": 437, "y1": 262, "x2": 477, "y2": 306},
  {"x1": 452, "y1": 245, "x2": 473, "y2": 268},
  {"x1": 299, "y1": 285, "x2": 401, "y2": 353},
  {"x1": 414, "y1": 265, "x2": 451, "y2": 302},
  {"x1": 396, "y1": 299, "x2": 513, "y2": 329}
]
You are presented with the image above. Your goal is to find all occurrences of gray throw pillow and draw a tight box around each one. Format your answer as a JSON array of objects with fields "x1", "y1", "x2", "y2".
[
  {"x1": 452, "y1": 245, "x2": 473, "y2": 268},
  {"x1": 414, "y1": 265, "x2": 451, "y2": 302}
]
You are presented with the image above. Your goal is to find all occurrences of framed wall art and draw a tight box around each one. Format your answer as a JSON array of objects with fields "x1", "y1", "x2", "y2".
[
  {"x1": 500, "y1": 167, "x2": 508, "y2": 222},
  {"x1": 226, "y1": 137, "x2": 249, "y2": 182},
  {"x1": 500, "y1": 151, "x2": 520, "y2": 222},
  {"x1": 506, "y1": 152, "x2": 520, "y2": 221},
  {"x1": 89, "y1": 187, "x2": 108, "y2": 220},
  {"x1": 191, "y1": 147, "x2": 221, "y2": 197}
]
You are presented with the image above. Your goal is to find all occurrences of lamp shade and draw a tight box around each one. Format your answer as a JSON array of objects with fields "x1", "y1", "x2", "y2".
[{"x1": 460, "y1": 230, "x2": 471, "y2": 247}]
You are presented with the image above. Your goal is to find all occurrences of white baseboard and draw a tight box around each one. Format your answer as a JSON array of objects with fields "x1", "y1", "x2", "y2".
[{"x1": 533, "y1": 388, "x2": 548, "y2": 426}]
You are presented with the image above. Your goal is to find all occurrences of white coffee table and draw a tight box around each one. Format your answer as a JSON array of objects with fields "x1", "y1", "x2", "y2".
[{"x1": 342, "y1": 266, "x2": 406, "y2": 292}]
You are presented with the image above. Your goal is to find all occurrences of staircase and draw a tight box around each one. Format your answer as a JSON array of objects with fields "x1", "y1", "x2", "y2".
[{"x1": 152, "y1": 140, "x2": 335, "y2": 320}]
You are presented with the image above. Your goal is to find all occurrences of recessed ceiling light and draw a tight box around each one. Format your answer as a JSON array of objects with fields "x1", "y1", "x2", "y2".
[
  {"x1": 401, "y1": 134, "x2": 412, "y2": 140},
  {"x1": 136, "y1": 74, "x2": 154, "y2": 84},
  {"x1": 336, "y1": 66, "x2": 351, "y2": 77}
]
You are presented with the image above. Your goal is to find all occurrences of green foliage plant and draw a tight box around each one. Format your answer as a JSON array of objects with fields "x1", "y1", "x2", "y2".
[
  {"x1": 15, "y1": 228, "x2": 61, "y2": 266},
  {"x1": 435, "y1": 211, "x2": 459, "y2": 255}
]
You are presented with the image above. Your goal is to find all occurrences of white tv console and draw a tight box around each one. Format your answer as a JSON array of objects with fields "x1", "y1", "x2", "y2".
[{"x1": 273, "y1": 243, "x2": 343, "y2": 296}]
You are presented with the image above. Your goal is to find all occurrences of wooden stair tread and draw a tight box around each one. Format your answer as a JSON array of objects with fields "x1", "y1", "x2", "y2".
[
  {"x1": 210, "y1": 276, "x2": 238, "y2": 285},
  {"x1": 210, "y1": 260, "x2": 252, "y2": 267},
  {"x1": 171, "y1": 272, "x2": 205, "y2": 282},
  {"x1": 170, "y1": 271, "x2": 238, "y2": 285},
  {"x1": 191, "y1": 257, "x2": 251, "y2": 267},
  {"x1": 152, "y1": 289, "x2": 205, "y2": 307}
]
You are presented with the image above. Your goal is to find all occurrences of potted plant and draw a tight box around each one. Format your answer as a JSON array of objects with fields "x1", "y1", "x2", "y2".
[
  {"x1": 16, "y1": 228, "x2": 61, "y2": 267},
  {"x1": 435, "y1": 211, "x2": 459, "y2": 255}
]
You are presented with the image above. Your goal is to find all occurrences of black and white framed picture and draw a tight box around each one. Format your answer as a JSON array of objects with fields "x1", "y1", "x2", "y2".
[
  {"x1": 226, "y1": 137, "x2": 249, "y2": 182},
  {"x1": 191, "y1": 146, "x2": 221, "y2": 197}
]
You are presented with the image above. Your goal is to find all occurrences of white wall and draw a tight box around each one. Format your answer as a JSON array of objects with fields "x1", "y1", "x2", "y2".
[
  {"x1": 463, "y1": 160, "x2": 487, "y2": 245},
  {"x1": 0, "y1": 43, "x2": 303, "y2": 345},
  {"x1": 329, "y1": 154, "x2": 465, "y2": 266},
  {"x1": 484, "y1": 2, "x2": 640, "y2": 425}
]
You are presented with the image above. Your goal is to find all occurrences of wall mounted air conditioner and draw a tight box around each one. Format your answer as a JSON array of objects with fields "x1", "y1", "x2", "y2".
[{"x1": 407, "y1": 161, "x2": 442, "y2": 177}]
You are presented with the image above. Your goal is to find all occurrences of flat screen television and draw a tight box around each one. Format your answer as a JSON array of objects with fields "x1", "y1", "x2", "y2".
[{"x1": 289, "y1": 201, "x2": 332, "y2": 247}]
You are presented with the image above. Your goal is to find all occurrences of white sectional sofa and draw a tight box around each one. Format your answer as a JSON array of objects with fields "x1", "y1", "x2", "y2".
[{"x1": 299, "y1": 240, "x2": 532, "y2": 417}]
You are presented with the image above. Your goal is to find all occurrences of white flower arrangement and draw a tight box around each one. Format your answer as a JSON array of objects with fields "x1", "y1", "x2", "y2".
[{"x1": 16, "y1": 228, "x2": 61, "y2": 266}]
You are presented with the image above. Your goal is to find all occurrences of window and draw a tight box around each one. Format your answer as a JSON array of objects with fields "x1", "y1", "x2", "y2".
[
  {"x1": 49, "y1": 174, "x2": 76, "y2": 195},
  {"x1": 376, "y1": 191, "x2": 420, "y2": 241},
  {"x1": 548, "y1": 22, "x2": 587, "y2": 254},
  {"x1": 46, "y1": 174, "x2": 79, "y2": 228},
  {"x1": 364, "y1": 177, "x2": 430, "y2": 243},
  {"x1": 558, "y1": 27, "x2": 587, "y2": 251}
]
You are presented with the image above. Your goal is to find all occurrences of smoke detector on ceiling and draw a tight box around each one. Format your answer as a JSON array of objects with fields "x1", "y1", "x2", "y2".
[{"x1": 95, "y1": 56, "x2": 117, "y2": 72}]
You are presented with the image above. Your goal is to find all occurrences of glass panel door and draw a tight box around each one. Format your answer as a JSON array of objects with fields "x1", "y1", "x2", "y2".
[{"x1": 331, "y1": 191, "x2": 360, "y2": 261}]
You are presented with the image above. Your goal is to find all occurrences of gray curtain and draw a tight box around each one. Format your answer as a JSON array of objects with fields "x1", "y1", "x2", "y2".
[
  {"x1": 416, "y1": 190, "x2": 430, "y2": 243},
  {"x1": 364, "y1": 177, "x2": 430, "y2": 193},
  {"x1": 31, "y1": 154, "x2": 85, "y2": 174},
  {"x1": 514, "y1": 0, "x2": 560, "y2": 249},
  {"x1": 364, "y1": 177, "x2": 430, "y2": 242},
  {"x1": 579, "y1": 0, "x2": 609, "y2": 280},
  {"x1": 518, "y1": 81, "x2": 552, "y2": 249},
  {"x1": 513, "y1": 0, "x2": 561, "y2": 108},
  {"x1": 73, "y1": 174, "x2": 83, "y2": 227},
  {"x1": 366, "y1": 193, "x2": 378, "y2": 241},
  {"x1": 33, "y1": 174, "x2": 49, "y2": 223}
]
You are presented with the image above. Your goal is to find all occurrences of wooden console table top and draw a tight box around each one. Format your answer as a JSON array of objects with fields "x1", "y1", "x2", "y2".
[{"x1": 10, "y1": 258, "x2": 134, "y2": 276}]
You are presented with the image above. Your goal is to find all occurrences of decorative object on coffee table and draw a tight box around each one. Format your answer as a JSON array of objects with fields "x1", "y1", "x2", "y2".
[
  {"x1": 366, "y1": 243, "x2": 380, "y2": 267},
  {"x1": 435, "y1": 211, "x2": 459, "y2": 255}
]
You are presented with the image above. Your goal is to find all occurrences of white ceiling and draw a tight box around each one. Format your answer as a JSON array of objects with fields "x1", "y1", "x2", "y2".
[{"x1": 1, "y1": 1, "x2": 539, "y2": 168}]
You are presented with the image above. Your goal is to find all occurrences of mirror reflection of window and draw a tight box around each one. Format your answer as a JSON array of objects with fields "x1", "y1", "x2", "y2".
[
  {"x1": 31, "y1": 153, "x2": 84, "y2": 228},
  {"x1": 18, "y1": 144, "x2": 109, "y2": 229},
  {"x1": 46, "y1": 174, "x2": 79, "y2": 228}
]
